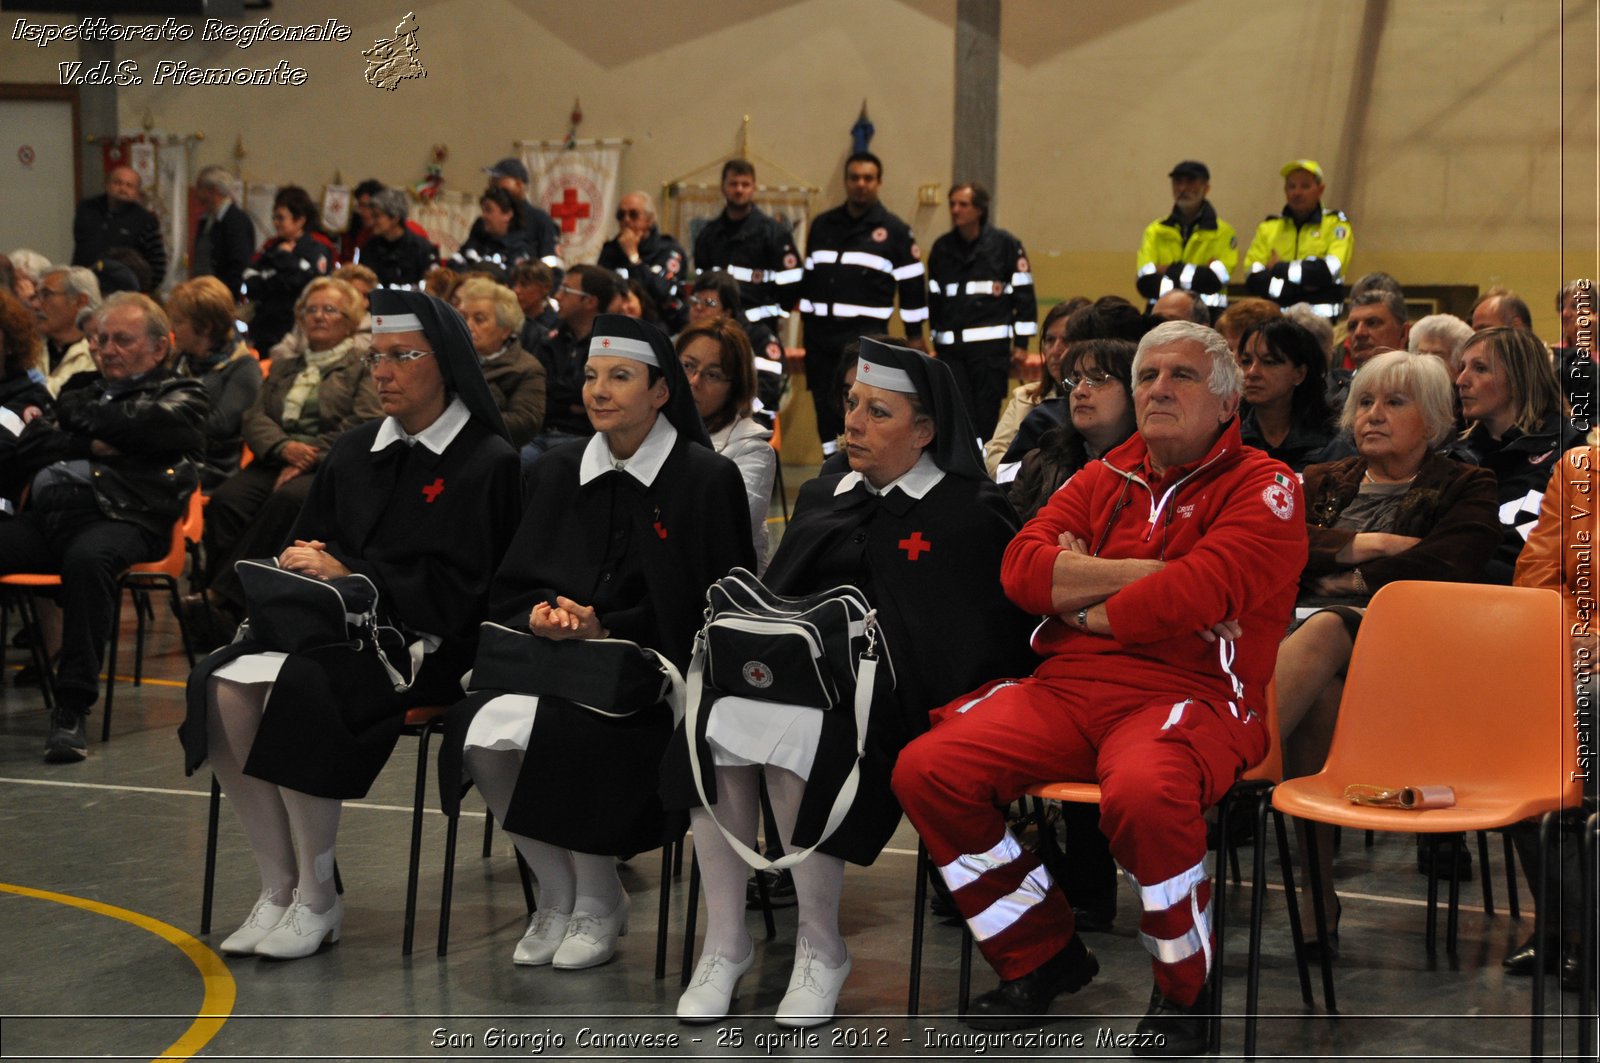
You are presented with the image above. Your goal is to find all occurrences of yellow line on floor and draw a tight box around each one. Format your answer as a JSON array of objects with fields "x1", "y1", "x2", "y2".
[
  {"x1": 0, "y1": 661, "x2": 188, "y2": 688},
  {"x1": 0, "y1": 881, "x2": 236, "y2": 1061}
]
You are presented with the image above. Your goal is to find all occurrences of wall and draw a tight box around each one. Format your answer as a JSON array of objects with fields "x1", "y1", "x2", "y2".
[{"x1": 1, "y1": 0, "x2": 1594, "y2": 338}]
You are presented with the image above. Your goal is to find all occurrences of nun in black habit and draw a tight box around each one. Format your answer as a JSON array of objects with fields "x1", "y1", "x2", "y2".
[
  {"x1": 661, "y1": 338, "x2": 1038, "y2": 1027},
  {"x1": 179, "y1": 290, "x2": 521, "y2": 960},
  {"x1": 439, "y1": 314, "x2": 753, "y2": 973}
]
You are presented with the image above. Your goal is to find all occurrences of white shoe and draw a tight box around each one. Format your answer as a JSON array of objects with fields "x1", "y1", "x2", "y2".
[
  {"x1": 775, "y1": 937, "x2": 851, "y2": 1028},
  {"x1": 677, "y1": 946, "x2": 756, "y2": 1023},
  {"x1": 551, "y1": 891, "x2": 629, "y2": 969},
  {"x1": 219, "y1": 892, "x2": 290, "y2": 956},
  {"x1": 512, "y1": 909, "x2": 570, "y2": 967},
  {"x1": 254, "y1": 890, "x2": 343, "y2": 960}
]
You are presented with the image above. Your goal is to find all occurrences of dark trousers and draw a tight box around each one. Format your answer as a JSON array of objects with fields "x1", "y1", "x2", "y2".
[
  {"x1": 937, "y1": 341, "x2": 1011, "y2": 442},
  {"x1": 801, "y1": 327, "x2": 851, "y2": 444},
  {"x1": 204, "y1": 465, "x2": 315, "y2": 611},
  {"x1": 0, "y1": 490, "x2": 163, "y2": 712}
]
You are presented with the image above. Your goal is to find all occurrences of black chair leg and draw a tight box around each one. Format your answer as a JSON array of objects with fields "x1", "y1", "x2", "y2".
[
  {"x1": 402, "y1": 720, "x2": 439, "y2": 956},
  {"x1": 1503, "y1": 832, "x2": 1521, "y2": 919},
  {"x1": 437, "y1": 811, "x2": 460, "y2": 957},
  {"x1": 655, "y1": 842, "x2": 673, "y2": 980},
  {"x1": 1424, "y1": 834, "x2": 1440, "y2": 952},
  {"x1": 132, "y1": 588, "x2": 148, "y2": 686},
  {"x1": 516, "y1": 847, "x2": 535, "y2": 912},
  {"x1": 201, "y1": 775, "x2": 221, "y2": 935},
  {"x1": 1301, "y1": 822, "x2": 1338, "y2": 1014},
  {"x1": 481, "y1": 808, "x2": 494, "y2": 858},
  {"x1": 1445, "y1": 833, "x2": 1463, "y2": 955},
  {"x1": 1531, "y1": 813, "x2": 1555, "y2": 1060},
  {"x1": 908, "y1": 841, "x2": 928, "y2": 1015},
  {"x1": 958, "y1": 925, "x2": 973, "y2": 1015},
  {"x1": 681, "y1": 855, "x2": 701, "y2": 986},
  {"x1": 1476, "y1": 830, "x2": 1495, "y2": 917},
  {"x1": 102, "y1": 588, "x2": 122, "y2": 742}
]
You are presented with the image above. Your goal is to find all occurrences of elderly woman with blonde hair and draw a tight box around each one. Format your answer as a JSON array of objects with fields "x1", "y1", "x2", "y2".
[
  {"x1": 167, "y1": 275, "x2": 262, "y2": 488},
  {"x1": 454, "y1": 276, "x2": 546, "y2": 448}
]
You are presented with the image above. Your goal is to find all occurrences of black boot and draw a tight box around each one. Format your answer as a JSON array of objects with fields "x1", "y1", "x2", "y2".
[
  {"x1": 44, "y1": 706, "x2": 89, "y2": 764},
  {"x1": 966, "y1": 934, "x2": 1098, "y2": 1030},
  {"x1": 1132, "y1": 982, "x2": 1213, "y2": 1057}
]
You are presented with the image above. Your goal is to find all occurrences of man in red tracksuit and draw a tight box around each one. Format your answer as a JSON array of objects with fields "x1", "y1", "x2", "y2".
[{"x1": 893, "y1": 320, "x2": 1307, "y2": 1054}]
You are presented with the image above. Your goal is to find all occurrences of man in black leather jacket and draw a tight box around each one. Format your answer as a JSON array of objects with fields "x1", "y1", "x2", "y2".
[{"x1": 1, "y1": 292, "x2": 207, "y2": 762}]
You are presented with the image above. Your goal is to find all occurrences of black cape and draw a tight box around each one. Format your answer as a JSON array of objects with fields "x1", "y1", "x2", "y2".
[
  {"x1": 438, "y1": 432, "x2": 754, "y2": 855},
  {"x1": 661, "y1": 470, "x2": 1039, "y2": 865},
  {"x1": 180, "y1": 416, "x2": 521, "y2": 797}
]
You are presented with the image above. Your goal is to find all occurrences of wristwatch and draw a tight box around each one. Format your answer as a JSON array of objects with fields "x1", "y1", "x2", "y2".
[{"x1": 1076, "y1": 607, "x2": 1089, "y2": 629}]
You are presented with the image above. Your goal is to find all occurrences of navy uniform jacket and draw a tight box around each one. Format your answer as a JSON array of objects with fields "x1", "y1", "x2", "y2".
[
  {"x1": 692, "y1": 206, "x2": 802, "y2": 323},
  {"x1": 927, "y1": 224, "x2": 1038, "y2": 355},
  {"x1": 800, "y1": 201, "x2": 928, "y2": 340}
]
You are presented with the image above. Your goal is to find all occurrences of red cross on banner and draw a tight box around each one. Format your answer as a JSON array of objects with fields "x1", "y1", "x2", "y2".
[
  {"x1": 898, "y1": 531, "x2": 931, "y2": 560},
  {"x1": 550, "y1": 187, "x2": 591, "y2": 233},
  {"x1": 422, "y1": 477, "x2": 445, "y2": 502}
]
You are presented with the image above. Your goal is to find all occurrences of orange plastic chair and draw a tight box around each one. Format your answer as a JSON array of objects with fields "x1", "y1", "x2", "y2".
[
  {"x1": 103, "y1": 491, "x2": 203, "y2": 740},
  {"x1": 0, "y1": 572, "x2": 66, "y2": 711},
  {"x1": 1257, "y1": 581, "x2": 1573, "y2": 1058}
]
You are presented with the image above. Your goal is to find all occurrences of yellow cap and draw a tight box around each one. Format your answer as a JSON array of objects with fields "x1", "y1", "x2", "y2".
[{"x1": 1280, "y1": 159, "x2": 1325, "y2": 182}]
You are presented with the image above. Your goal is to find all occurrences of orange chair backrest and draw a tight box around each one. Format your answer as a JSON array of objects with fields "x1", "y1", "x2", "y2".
[
  {"x1": 130, "y1": 491, "x2": 201, "y2": 579},
  {"x1": 1318, "y1": 581, "x2": 1575, "y2": 817}
]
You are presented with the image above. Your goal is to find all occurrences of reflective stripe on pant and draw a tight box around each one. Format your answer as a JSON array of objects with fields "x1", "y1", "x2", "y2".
[{"x1": 892, "y1": 671, "x2": 1258, "y2": 999}]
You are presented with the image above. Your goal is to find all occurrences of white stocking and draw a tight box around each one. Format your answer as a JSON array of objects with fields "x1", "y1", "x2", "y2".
[
  {"x1": 279, "y1": 786, "x2": 342, "y2": 913},
  {"x1": 206, "y1": 677, "x2": 295, "y2": 902},
  {"x1": 687, "y1": 764, "x2": 761, "y2": 964},
  {"x1": 572, "y1": 851, "x2": 623, "y2": 916},
  {"x1": 465, "y1": 744, "x2": 575, "y2": 913},
  {"x1": 766, "y1": 766, "x2": 847, "y2": 967}
]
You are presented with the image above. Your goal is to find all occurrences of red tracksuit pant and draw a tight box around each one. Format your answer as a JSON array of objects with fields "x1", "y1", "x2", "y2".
[{"x1": 891, "y1": 669, "x2": 1265, "y2": 1005}]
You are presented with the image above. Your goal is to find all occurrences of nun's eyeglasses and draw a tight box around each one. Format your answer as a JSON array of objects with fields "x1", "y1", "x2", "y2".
[{"x1": 362, "y1": 349, "x2": 435, "y2": 370}]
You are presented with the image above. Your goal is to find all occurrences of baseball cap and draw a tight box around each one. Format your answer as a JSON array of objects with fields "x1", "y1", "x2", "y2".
[
  {"x1": 485, "y1": 157, "x2": 529, "y2": 184},
  {"x1": 1168, "y1": 160, "x2": 1210, "y2": 181},
  {"x1": 1280, "y1": 159, "x2": 1325, "y2": 182}
]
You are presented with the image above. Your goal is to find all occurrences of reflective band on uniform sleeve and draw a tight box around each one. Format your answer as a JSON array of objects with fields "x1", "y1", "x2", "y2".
[
  {"x1": 772, "y1": 267, "x2": 804, "y2": 285},
  {"x1": 1309, "y1": 302, "x2": 1343, "y2": 318},
  {"x1": 1179, "y1": 264, "x2": 1196, "y2": 288},
  {"x1": 1324, "y1": 256, "x2": 1343, "y2": 282},
  {"x1": 840, "y1": 251, "x2": 894, "y2": 274},
  {"x1": 809, "y1": 250, "x2": 840, "y2": 265},
  {"x1": 1137, "y1": 263, "x2": 1157, "y2": 277},
  {"x1": 996, "y1": 460, "x2": 1021, "y2": 484},
  {"x1": 831, "y1": 302, "x2": 894, "y2": 319},
  {"x1": 754, "y1": 356, "x2": 784, "y2": 375},
  {"x1": 962, "y1": 324, "x2": 1012, "y2": 343},
  {"x1": 798, "y1": 299, "x2": 822, "y2": 315},
  {"x1": 934, "y1": 331, "x2": 957, "y2": 345},
  {"x1": 892, "y1": 261, "x2": 926, "y2": 281},
  {"x1": 1287, "y1": 261, "x2": 1303, "y2": 286},
  {"x1": 1268, "y1": 276, "x2": 1285, "y2": 299},
  {"x1": 1014, "y1": 321, "x2": 1037, "y2": 336},
  {"x1": 899, "y1": 306, "x2": 929, "y2": 322},
  {"x1": 1013, "y1": 271, "x2": 1033, "y2": 286},
  {"x1": 937, "y1": 283, "x2": 958, "y2": 297},
  {"x1": 725, "y1": 264, "x2": 757, "y2": 282},
  {"x1": 938, "y1": 832, "x2": 1025, "y2": 892},
  {"x1": 1208, "y1": 260, "x2": 1230, "y2": 285},
  {"x1": 747, "y1": 303, "x2": 784, "y2": 321},
  {"x1": 1158, "y1": 276, "x2": 1176, "y2": 295},
  {"x1": 970, "y1": 864, "x2": 1054, "y2": 941},
  {"x1": 1201, "y1": 292, "x2": 1228, "y2": 308},
  {"x1": 1138, "y1": 900, "x2": 1214, "y2": 964},
  {"x1": 1122, "y1": 858, "x2": 1209, "y2": 911},
  {"x1": 1249, "y1": 262, "x2": 1265, "y2": 274}
]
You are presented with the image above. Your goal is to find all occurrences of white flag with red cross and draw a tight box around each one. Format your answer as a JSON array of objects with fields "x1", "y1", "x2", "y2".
[{"x1": 520, "y1": 139, "x2": 626, "y2": 267}]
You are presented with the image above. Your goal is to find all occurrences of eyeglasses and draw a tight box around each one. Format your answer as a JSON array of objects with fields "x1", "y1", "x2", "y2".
[
  {"x1": 1062, "y1": 371, "x2": 1114, "y2": 390},
  {"x1": 680, "y1": 361, "x2": 729, "y2": 384},
  {"x1": 615, "y1": 208, "x2": 644, "y2": 221},
  {"x1": 688, "y1": 295, "x2": 721, "y2": 310},
  {"x1": 301, "y1": 303, "x2": 345, "y2": 318},
  {"x1": 362, "y1": 349, "x2": 434, "y2": 370},
  {"x1": 558, "y1": 285, "x2": 592, "y2": 301}
]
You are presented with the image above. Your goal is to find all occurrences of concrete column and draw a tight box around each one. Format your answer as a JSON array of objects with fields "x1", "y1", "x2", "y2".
[
  {"x1": 78, "y1": 39, "x2": 118, "y2": 195},
  {"x1": 953, "y1": 0, "x2": 1000, "y2": 200}
]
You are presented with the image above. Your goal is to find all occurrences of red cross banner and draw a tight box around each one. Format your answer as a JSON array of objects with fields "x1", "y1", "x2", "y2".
[{"x1": 520, "y1": 138, "x2": 626, "y2": 267}]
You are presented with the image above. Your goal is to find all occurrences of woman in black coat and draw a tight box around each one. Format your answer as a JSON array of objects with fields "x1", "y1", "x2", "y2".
[{"x1": 180, "y1": 291, "x2": 520, "y2": 960}]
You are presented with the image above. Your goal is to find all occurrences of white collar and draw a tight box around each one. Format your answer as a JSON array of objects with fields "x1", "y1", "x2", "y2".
[
  {"x1": 578, "y1": 414, "x2": 678, "y2": 486},
  {"x1": 370, "y1": 395, "x2": 471, "y2": 455},
  {"x1": 832, "y1": 450, "x2": 945, "y2": 499}
]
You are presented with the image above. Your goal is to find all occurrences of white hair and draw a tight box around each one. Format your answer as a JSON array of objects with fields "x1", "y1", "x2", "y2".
[{"x1": 1133, "y1": 320, "x2": 1242, "y2": 400}]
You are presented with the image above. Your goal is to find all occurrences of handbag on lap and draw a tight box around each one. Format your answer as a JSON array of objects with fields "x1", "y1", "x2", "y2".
[{"x1": 469, "y1": 622, "x2": 671, "y2": 716}]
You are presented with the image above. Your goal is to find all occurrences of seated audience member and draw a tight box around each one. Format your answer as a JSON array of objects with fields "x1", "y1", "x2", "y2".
[
  {"x1": 1507, "y1": 438, "x2": 1597, "y2": 990},
  {"x1": 985, "y1": 298, "x2": 1087, "y2": 476},
  {"x1": 180, "y1": 290, "x2": 520, "y2": 959},
  {"x1": 665, "y1": 339, "x2": 1035, "y2": 1027},
  {"x1": 1454, "y1": 326, "x2": 1577, "y2": 583},
  {"x1": 8, "y1": 248, "x2": 52, "y2": 305},
  {"x1": 998, "y1": 296, "x2": 1148, "y2": 469},
  {"x1": 599, "y1": 191, "x2": 689, "y2": 332},
  {"x1": 477, "y1": 157, "x2": 562, "y2": 269},
  {"x1": 616, "y1": 276, "x2": 662, "y2": 324},
  {"x1": 357, "y1": 188, "x2": 437, "y2": 289},
  {"x1": 676, "y1": 317, "x2": 776, "y2": 570},
  {"x1": 893, "y1": 321, "x2": 1306, "y2": 1050},
  {"x1": 1007, "y1": 337, "x2": 1137, "y2": 520},
  {"x1": 454, "y1": 276, "x2": 546, "y2": 449},
  {"x1": 167, "y1": 276, "x2": 264, "y2": 489},
  {"x1": 524, "y1": 264, "x2": 622, "y2": 461},
  {"x1": 0, "y1": 290, "x2": 51, "y2": 515},
  {"x1": 1236, "y1": 318, "x2": 1335, "y2": 471},
  {"x1": 338, "y1": 178, "x2": 386, "y2": 262},
  {"x1": 1, "y1": 293, "x2": 206, "y2": 762},
  {"x1": 242, "y1": 185, "x2": 335, "y2": 354},
  {"x1": 440, "y1": 316, "x2": 752, "y2": 975},
  {"x1": 189, "y1": 278, "x2": 381, "y2": 638},
  {"x1": 687, "y1": 270, "x2": 784, "y2": 425},
  {"x1": 423, "y1": 265, "x2": 460, "y2": 302},
  {"x1": 1273, "y1": 351, "x2": 1499, "y2": 943},
  {"x1": 1214, "y1": 296, "x2": 1281, "y2": 353},
  {"x1": 1342, "y1": 282, "x2": 1409, "y2": 370},
  {"x1": 1282, "y1": 302, "x2": 1336, "y2": 362},
  {"x1": 450, "y1": 187, "x2": 536, "y2": 278},
  {"x1": 34, "y1": 266, "x2": 102, "y2": 396},
  {"x1": 1407, "y1": 312, "x2": 1474, "y2": 369},
  {"x1": 1150, "y1": 288, "x2": 1210, "y2": 324},
  {"x1": 1470, "y1": 285, "x2": 1534, "y2": 331},
  {"x1": 510, "y1": 261, "x2": 559, "y2": 350}
]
